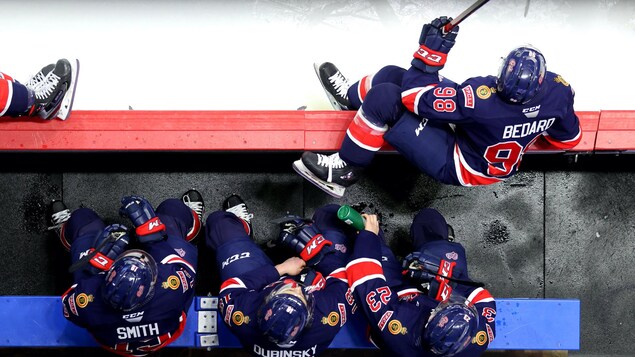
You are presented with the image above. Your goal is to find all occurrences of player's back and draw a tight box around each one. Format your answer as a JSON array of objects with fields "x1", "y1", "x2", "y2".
[
  {"x1": 62, "y1": 252, "x2": 196, "y2": 355},
  {"x1": 455, "y1": 72, "x2": 575, "y2": 179}
]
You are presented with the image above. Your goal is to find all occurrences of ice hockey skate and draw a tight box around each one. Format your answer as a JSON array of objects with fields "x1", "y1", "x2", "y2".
[
  {"x1": 56, "y1": 58, "x2": 80, "y2": 120},
  {"x1": 223, "y1": 194, "x2": 254, "y2": 237},
  {"x1": 30, "y1": 58, "x2": 80, "y2": 120},
  {"x1": 25, "y1": 63, "x2": 55, "y2": 92},
  {"x1": 47, "y1": 199, "x2": 72, "y2": 251},
  {"x1": 292, "y1": 152, "x2": 362, "y2": 198},
  {"x1": 182, "y1": 189, "x2": 205, "y2": 242},
  {"x1": 314, "y1": 62, "x2": 352, "y2": 110}
]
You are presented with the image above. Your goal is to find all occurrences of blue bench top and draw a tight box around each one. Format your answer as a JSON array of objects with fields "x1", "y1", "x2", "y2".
[{"x1": 0, "y1": 296, "x2": 579, "y2": 351}]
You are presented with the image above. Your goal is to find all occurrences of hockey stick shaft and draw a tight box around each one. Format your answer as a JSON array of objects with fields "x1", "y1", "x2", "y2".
[{"x1": 443, "y1": 0, "x2": 490, "y2": 33}]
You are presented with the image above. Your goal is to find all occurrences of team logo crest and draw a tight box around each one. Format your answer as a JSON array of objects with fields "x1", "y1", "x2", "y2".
[
  {"x1": 476, "y1": 85, "x2": 492, "y2": 99},
  {"x1": 388, "y1": 320, "x2": 407, "y2": 335},
  {"x1": 232, "y1": 311, "x2": 249, "y2": 326},
  {"x1": 334, "y1": 243, "x2": 347, "y2": 254},
  {"x1": 474, "y1": 331, "x2": 488, "y2": 346},
  {"x1": 162, "y1": 275, "x2": 180, "y2": 290},
  {"x1": 554, "y1": 75, "x2": 570, "y2": 86},
  {"x1": 321, "y1": 312, "x2": 339, "y2": 326},
  {"x1": 75, "y1": 293, "x2": 94, "y2": 308}
]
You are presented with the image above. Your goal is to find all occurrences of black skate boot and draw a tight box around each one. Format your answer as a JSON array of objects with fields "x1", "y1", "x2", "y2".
[
  {"x1": 314, "y1": 62, "x2": 352, "y2": 110},
  {"x1": 223, "y1": 194, "x2": 254, "y2": 238},
  {"x1": 182, "y1": 189, "x2": 205, "y2": 242},
  {"x1": 292, "y1": 152, "x2": 362, "y2": 198},
  {"x1": 47, "y1": 199, "x2": 72, "y2": 251},
  {"x1": 31, "y1": 58, "x2": 80, "y2": 120}
]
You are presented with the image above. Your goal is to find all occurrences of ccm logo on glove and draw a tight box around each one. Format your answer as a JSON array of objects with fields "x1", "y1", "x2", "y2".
[
  {"x1": 136, "y1": 217, "x2": 166, "y2": 236},
  {"x1": 300, "y1": 234, "x2": 332, "y2": 261}
]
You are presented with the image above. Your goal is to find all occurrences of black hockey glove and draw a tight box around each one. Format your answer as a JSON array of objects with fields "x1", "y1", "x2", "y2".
[
  {"x1": 412, "y1": 16, "x2": 459, "y2": 73},
  {"x1": 88, "y1": 224, "x2": 130, "y2": 273},
  {"x1": 120, "y1": 195, "x2": 166, "y2": 243},
  {"x1": 401, "y1": 251, "x2": 455, "y2": 302},
  {"x1": 298, "y1": 267, "x2": 326, "y2": 293},
  {"x1": 275, "y1": 215, "x2": 334, "y2": 266}
]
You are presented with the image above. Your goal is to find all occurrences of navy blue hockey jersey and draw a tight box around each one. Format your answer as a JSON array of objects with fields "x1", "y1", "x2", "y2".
[
  {"x1": 401, "y1": 68, "x2": 581, "y2": 186},
  {"x1": 346, "y1": 231, "x2": 496, "y2": 356},
  {"x1": 218, "y1": 265, "x2": 354, "y2": 357},
  {"x1": 61, "y1": 237, "x2": 197, "y2": 356}
]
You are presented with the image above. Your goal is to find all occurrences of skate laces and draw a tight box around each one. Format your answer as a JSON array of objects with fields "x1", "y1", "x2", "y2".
[
  {"x1": 35, "y1": 72, "x2": 61, "y2": 100},
  {"x1": 328, "y1": 71, "x2": 350, "y2": 99},
  {"x1": 47, "y1": 208, "x2": 71, "y2": 231},
  {"x1": 317, "y1": 153, "x2": 347, "y2": 169},
  {"x1": 226, "y1": 203, "x2": 254, "y2": 223},
  {"x1": 183, "y1": 195, "x2": 204, "y2": 219},
  {"x1": 25, "y1": 71, "x2": 48, "y2": 91}
]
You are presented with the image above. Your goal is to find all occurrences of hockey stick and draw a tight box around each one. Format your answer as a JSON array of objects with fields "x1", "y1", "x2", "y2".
[{"x1": 443, "y1": 0, "x2": 490, "y2": 33}]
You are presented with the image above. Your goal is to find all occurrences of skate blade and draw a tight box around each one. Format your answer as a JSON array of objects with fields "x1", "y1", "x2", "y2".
[
  {"x1": 56, "y1": 59, "x2": 80, "y2": 120},
  {"x1": 292, "y1": 159, "x2": 345, "y2": 198}
]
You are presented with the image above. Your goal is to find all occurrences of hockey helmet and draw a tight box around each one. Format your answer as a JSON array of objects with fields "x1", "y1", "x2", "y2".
[
  {"x1": 258, "y1": 279, "x2": 315, "y2": 345},
  {"x1": 102, "y1": 249, "x2": 158, "y2": 312},
  {"x1": 496, "y1": 45, "x2": 546, "y2": 104},
  {"x1": 423, "y1": 296, "x2": 479, "y2": 356}
]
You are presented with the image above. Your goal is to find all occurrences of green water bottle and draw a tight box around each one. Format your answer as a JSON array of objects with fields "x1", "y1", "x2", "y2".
[{"x1": 337, "y1": 205, "x2": 365, "y2": 231}]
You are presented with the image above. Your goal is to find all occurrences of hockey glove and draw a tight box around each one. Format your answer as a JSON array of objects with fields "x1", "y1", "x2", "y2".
[
  {"x1": 299, "y1": 267, "x2": 326, "y2": 293},
  {"x1": 87, "y1": 224, "x2": 130, "y2": 273},
  {"x1": 412, "y1": 16, "x2": 459, "y2": 73},
  {"x1": 275, "y1": 215, "x2": 333, "y2": 266},
  {"x1": 401, "y1": 251, "x2": 456, "y2": 302},
  {"x1": 119, "y1": 195, "x2": 166, "y2": 243}
]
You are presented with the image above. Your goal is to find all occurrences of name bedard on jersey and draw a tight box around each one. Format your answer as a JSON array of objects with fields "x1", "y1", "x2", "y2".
[{"x1": 503, "y1": 117, "x2": 555, "y2": 139}]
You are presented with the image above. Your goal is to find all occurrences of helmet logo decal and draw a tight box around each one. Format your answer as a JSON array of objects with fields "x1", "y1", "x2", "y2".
[
  {"x1": 445, "y1": 251, "x2": 459, "y2": 260},
  {"x1": 439, "y1": 315, "x2": 449, "y2": 327}
]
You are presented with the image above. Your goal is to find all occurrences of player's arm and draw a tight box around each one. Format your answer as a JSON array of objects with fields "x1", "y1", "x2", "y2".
[
  {"x1": 540, "y1": 84, "x2": 582, "y2": 150},
  {"x1": 401, "y1": 67, "x2": 477, "y2": 125},
  {"x1": 60, "y1": 278, "x2": 103, "y2": 326},
  {"x1": 218, "y1": 259, "x2": 290, "y2": 301},
  {"x1": 454, "y1": 287, "x2": 497, "y2": 356},
  {"x1": 346, "y1": 229, "x2": 401, "y2": 322}
]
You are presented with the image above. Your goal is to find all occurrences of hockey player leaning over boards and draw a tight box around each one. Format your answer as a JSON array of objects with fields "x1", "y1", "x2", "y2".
[
  {"x1": 205, "y1": 194, "x2": 356, "y2": 356},
  {"x1": 1, "y1": 58, "x2": 79, "y2": 120},
  {"x1": 347, "y1": 208, "x2": 496, "y2": 356},
  {"x1": 293, "y1": 16, "x2": 582, "y2": 198},
  {"x1": 47, "y1": 190, "x2": 204, "y2": 356}
]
